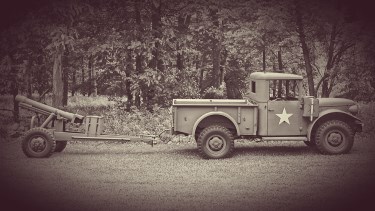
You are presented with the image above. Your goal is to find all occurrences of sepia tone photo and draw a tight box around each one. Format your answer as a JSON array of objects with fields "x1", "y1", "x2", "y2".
[{"x1": 1, "y1": 0, "x2": 374, "y2": 210}]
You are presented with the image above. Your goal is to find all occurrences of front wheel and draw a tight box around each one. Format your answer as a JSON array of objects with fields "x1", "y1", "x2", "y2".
[
  {"x1": 21, "y1": 127, "x2": 56, "y2": 158},
  {"x1": 197, "y1": 125, "x2": 234, "y2": 159},
  {"x1": 315, "y1": 120, "x2": 354, "y2": 155}
]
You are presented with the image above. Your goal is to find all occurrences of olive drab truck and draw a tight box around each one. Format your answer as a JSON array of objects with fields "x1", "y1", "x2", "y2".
[{"x1": 172, "y1": 72, "x2": 363, "y2": 159}]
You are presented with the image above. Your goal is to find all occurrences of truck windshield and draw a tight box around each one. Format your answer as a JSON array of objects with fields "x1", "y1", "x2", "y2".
[{"x1": 269, "y1": 80, "x2": 299, "y2": 100}]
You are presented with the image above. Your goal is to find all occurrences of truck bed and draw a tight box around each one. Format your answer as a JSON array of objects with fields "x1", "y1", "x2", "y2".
[
  {"x1": 172, "y1": 99, "x2": 258, "y2": 137},
  {"x1": 173, "y1": 99, "x2": 257, "y2": 106}
]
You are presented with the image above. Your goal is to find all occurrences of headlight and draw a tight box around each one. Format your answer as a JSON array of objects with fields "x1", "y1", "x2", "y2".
[{"x1": 348, "y1": 104, "x2": 359, "y2": 115}]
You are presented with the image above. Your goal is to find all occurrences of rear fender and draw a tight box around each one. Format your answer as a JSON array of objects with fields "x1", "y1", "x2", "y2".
[{"x1": 192, "y1": 111, "x2": 240, "y2": 136}]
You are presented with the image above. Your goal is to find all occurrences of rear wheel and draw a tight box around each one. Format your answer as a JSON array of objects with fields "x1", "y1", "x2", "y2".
[
  {"x1": 197, "y1": 125, "x2": 234, "y2": 159},
  {"x1": 21, "y1": 127, "x2": 56, "y2": 158},
  {"x1": 55, "y1": 141, "x2": 68, "y2": 152},
  {"x1": 315, "y1": 120, "x2": 354, "y2": 154}
]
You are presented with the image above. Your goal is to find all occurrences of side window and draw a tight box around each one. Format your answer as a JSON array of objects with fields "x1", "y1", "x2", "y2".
[
  {"x1": 269, "y1": 80, "x2": 284, "y2": 100},
  {"x1": 269, "y1": 80, "x2": 299, "y2": 100},
  {"x1": 287, "y1": 80, "x2": 299, "y2": 100},
  {"x1": 251, "y1": 81, "x2": 256, "y2": 93}
]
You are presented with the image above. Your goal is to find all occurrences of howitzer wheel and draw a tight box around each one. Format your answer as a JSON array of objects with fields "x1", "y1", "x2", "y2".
[
  {"x1": 21, "y1": 127, "x2": 56, "y2": 158},
  {"x1": 197, "y1": 125, "x2": 234, "y2": 159},
  {"x1": 315, "y1": 120, "x2": 354, "y2": 154},
  {"x1": 55, "y1": 141, "x2": 68, "y2": 152}
]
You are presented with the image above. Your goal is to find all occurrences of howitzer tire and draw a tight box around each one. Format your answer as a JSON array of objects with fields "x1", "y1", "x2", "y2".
[
  {"x1": 55, "y1": 141, "x2": 68, "y2": 152},
  {"x1": 315, "y1": 120, "x2": 354, "y2": 155},
  {"x1": 21, "y1": 127, "x2": 56, "y2": 158},
  {"x1": 197, "y1": 125, "x2": 234, "y2": 159}
]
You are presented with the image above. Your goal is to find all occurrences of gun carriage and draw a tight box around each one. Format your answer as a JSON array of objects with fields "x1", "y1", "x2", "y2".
[{"x1": 16, "y1": 95, "x2": 155, "y2": 158}]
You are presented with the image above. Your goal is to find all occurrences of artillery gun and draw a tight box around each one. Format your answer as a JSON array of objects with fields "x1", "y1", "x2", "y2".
[{"x1": 16, "y1": 95, "x2": 155, "y2": 158}]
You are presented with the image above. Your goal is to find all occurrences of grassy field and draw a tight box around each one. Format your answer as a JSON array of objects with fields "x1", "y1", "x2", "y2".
[
  {"x1": 1, "y1": 138, "x2": 375, "y2": 211},
  {"x1": 1, "y1": 95, "x2": 375, "y2": 210}
]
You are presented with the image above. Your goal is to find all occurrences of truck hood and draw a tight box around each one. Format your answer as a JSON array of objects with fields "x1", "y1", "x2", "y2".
[{"x1": 318, "y1": 98, "x2": 355, "y2": 107}]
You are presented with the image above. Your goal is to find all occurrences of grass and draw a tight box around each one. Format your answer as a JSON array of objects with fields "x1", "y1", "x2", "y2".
[
  {"x1": 357, "y1": 102, "x2": 375, "y2": 138},
  {"x1": 1, "y1": 139, "x2": 375, "y2": 210}
]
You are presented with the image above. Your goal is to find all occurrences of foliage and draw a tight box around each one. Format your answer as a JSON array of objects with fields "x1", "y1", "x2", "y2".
[
  {"x1": 203, "y1": 83, "x2": 227, "y2": 99},
  {"x1": 0, "y1": 0, "x2": 374, "y2": 116}
]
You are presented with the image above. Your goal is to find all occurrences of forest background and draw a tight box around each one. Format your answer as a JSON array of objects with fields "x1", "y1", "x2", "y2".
[{"x1": 0, "y1": 0, "x2": 374, "y2": 122}]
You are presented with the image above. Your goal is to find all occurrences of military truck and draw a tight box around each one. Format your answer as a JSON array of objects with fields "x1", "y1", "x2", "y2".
[{"x1": 171, "y1": 72, "x2": 363, "y2": 159}]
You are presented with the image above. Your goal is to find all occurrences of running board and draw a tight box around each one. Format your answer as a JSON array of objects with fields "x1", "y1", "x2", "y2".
[{"x1": 261, "y1": 136, "x2": 307, "y2": 141}]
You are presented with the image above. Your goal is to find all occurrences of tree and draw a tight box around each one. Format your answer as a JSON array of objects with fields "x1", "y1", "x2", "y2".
[
  {"x1": 2, "y1": 0, "x2": 375, "y2": 124},
  {"x1": 293, "y1": 0, "x2": 316, "y2": 96}
]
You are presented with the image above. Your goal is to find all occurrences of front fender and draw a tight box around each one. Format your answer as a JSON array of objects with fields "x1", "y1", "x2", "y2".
[
  {"x1": 192, "y1": 111, "x2": 240, "y2": 136},
  {"x1": 307, "y1": 109, "x2": 363, "y2": 141}
]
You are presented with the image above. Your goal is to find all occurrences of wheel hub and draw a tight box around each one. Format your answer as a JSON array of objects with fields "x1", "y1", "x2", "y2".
[
  {"x1": 208, "y1": 137, "x2": 224, "y2": 151},
  {"x1": 327, "y1": 132, "x2": 343, "y2": 146},
  {"x1": 30, "y1": 136, "x2": 46, "y2": 152}
]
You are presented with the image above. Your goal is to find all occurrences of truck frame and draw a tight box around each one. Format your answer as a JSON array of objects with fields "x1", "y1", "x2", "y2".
[{"x1": 172, "y1": 72, "x2": 363, "y2": 159}]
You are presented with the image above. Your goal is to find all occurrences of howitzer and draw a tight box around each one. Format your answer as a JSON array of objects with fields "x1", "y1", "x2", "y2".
[
  {"x1": 16, "y1": 95, "x2": 156, "y2": 158},
  {"x1": 16, "y1": 95, "x2": 85, "y2": 125}
]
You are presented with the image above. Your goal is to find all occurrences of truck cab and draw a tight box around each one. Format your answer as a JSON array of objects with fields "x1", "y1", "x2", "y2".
[
  {"x1": 248, "y1": 72, "x2": 307, "y2": 137},
  {"x1": 172, "y1": 72, "x2": 363, "y2": 159}
]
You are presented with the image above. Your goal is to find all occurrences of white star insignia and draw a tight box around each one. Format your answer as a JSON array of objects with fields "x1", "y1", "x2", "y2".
[{"x1": 276, "y1": 108, "x2": 293, "y2": 125}]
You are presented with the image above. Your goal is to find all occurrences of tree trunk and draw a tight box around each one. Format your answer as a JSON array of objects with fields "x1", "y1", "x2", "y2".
[
  {"x1": 72, "y1": 68, "x2": 76, "y2": 96},
  {"x1": 212, "y1": 43, "x2": 221, "y2": 87},
  {"x1": 210, "y1": 7, "x2": 221, "y2": 88},
  {"x1": 10, "y1": 57, "x2": 20, "y2": 122},
  {"x1": 81, "y1": 57, "x2": 85, "y2": 96},
  {"x1": 92, "y1": 65, "x2": 97, "y2": 97},
  {"x1": 220, "y1": 48, "x2": 227, "y2": 84},
  {"x1": 62, "y1": 65, "x2": 68, "y2": 106},
  {"x1": 25, "y1": 59, "x2": 33, "y2": 98},
  {"x1": 320, "y1": 17, "x2": 351, "y2": 97},
  {"x1": 12, "y1": 88, "x2": 19, "y2": 123},
  {"x1": 278, "y1": 50, "x2": 283, "y2": 72},
  {"x1": 134, "y1": 0, "x2": 143, "y2": 108},
  {"x1": 52, "y1": 49, "x2": 64, "y2": 107},
  {"x1": 321, "y1": 80, "x2": 329, "y2": 97},
  {"x1": 177, "y1": 14, "x2": 191, "y2": 72},
  {"x1": 198, "y1": 53, "x2": 207, "y2": 93},
  {"x1": 147, "y1": 0, "x2": 163, "y2": 111},
  {"x1": 125, "y1": 50, "x2": 133, "y2": 111},
  {"x1": 135, "y1": 55, "x2": 142, "y2": 108},
  {"x1": 150, "y1": 0, "x2": 163, "y2": 72},
  {"x1": 294, "y1": 0, "x2": 315, "y2": 96},
  {"x1": 88, "y1": 55, "x2": 93, "y2": 96}
]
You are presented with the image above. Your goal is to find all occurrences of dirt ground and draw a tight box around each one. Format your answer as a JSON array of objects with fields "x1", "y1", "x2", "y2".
[{"x1": 1, "y1": 136, "x2": 375, "y2": 211}]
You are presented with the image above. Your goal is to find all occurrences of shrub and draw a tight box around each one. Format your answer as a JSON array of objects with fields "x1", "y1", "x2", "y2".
[
  {"x1": 358, "y1": 102, "x2": 375, "y2": 137},
  {"x1": 203, "y1": 83, "x2": 226, "y2": 99}
]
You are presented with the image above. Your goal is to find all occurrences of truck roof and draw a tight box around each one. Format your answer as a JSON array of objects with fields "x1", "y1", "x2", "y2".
[{"x1": 250, "y1": 72, "x2": 303, "y2": 80}]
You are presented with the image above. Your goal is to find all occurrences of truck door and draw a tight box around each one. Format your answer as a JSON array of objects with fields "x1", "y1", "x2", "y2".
[{"x1": 267, "y1": 80, "x2": 302, "y2": 136}]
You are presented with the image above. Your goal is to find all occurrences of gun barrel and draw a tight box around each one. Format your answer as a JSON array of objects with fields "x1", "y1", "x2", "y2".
[{"x1": 15, "y1": 95, "x2": 84, "y2": 123}]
